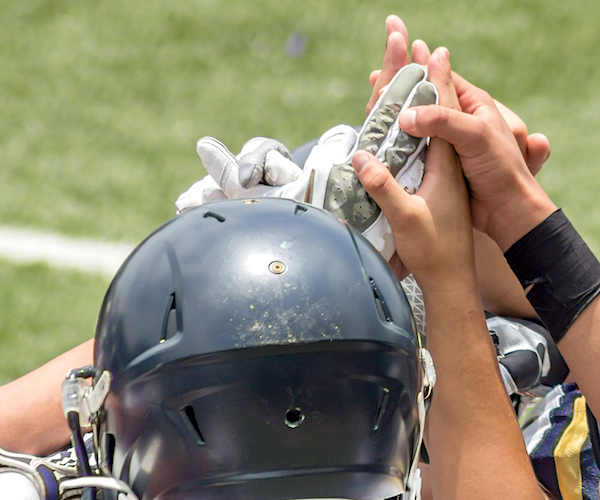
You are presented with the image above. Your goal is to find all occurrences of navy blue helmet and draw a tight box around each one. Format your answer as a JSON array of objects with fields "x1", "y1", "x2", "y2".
[{"x1": 94, "y1": 198, "x2": 425, "y2": 500}]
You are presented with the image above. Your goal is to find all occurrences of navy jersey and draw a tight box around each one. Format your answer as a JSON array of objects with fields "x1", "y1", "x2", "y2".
[{"x1": 519, "y1": 383, "x2": 600, "y2": 499}]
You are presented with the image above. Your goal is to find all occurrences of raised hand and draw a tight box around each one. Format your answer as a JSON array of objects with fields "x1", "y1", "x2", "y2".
[
  {"x1": 175, "y1": 137, "x2": 302, "y2": 212},
  {"x1": 176, "y1": 63, "x2": 437, "y2": 260},
  {"x1": 367, "y1": 15, "x2": 551, "y2": 181},
  {"x1": 397, "y1": 71, "x2": 557, "y2": 251},
  {"x1": 353, "y1": 48, "x2": 472, "y2": 287}
]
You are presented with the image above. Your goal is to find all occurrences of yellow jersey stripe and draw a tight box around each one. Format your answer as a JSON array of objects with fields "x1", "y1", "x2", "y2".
[{"x1": 555, "y1": 394, "x2": 588, "y2": 500}]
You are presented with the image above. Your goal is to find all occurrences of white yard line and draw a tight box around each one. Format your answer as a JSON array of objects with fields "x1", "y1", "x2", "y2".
[{"x1": 0, "y1": 226, "x2": 135, "y2": 280}]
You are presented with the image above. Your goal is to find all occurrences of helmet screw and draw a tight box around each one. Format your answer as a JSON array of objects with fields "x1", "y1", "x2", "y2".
[{"x1": 269, "y1": 261, "x2": 287, "y2": 274}]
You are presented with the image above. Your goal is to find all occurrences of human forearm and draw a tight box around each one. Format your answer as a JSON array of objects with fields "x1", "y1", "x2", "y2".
[
  {"x1": 423, "y1": 284, "x2": 542, "y2": 500},
  {"x1": 473, "y1": 229, "x2": 537, "y2": 318},
  {"x1": 554, "y1": 296, "x2": 600, "y2": 415},
  {"x1": 0, "y1": 339, "x2": 94, "y2": 455}
]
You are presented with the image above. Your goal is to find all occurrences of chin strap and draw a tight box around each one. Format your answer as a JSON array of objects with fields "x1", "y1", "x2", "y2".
[
  {"x1": 0, "y1": 443, "x2": 137, "y2": 500},
  {"x1": 403, "y1": 347, "x2": 436, "y2": 500},
  {"x1": 59, "y1": 477, "x2": 138, "y2": 499},
  {"x1": 59, "y1": 366, "x2": 139, "y2": 500}
]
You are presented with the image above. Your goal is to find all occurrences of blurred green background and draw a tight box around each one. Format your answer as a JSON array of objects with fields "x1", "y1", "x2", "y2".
[{"x1": 1, "y1": 0, "x2": 600, "y2": 383}]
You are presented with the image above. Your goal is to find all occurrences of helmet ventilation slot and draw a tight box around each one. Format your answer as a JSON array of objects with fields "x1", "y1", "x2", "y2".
[
  {"x1": 294, "y1": 205, "x2": 308, "y2": 216},
  {"x1": 160, "y1": 293, "x2": 178, "y2": 343},
  {"x1": 372, "y1": 387, "x2": 390, "y2": 431},
  {"x1": 181, "y1": 405, "x2": 205, "y2": 445},
  {"x1": 203, "y1": 211, "x2": 226, "y2": 223},
  {"x1": 370, "y1": 278, "x2": 392, "y2": 323}
]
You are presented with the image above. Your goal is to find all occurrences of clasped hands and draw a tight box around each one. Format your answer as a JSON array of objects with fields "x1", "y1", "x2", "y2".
[
  {"x1": 177, "y1": 15, "x2": 554, "y2": 287},
  {"x1": 176, "y1": 62, "x2": 438, "y2": 262}
]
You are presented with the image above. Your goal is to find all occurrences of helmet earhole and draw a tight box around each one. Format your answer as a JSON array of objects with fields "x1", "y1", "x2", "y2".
[{"x1": 284, "y1": 407, "x2": 305, "y2": 428}]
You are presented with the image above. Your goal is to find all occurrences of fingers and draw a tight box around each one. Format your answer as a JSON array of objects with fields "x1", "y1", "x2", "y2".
[
  {"x1": 420, "y1": 137, "x2": 464, "y2": 193},
  {"x1": 196, "y1": 136, "x2": 242, "y2": 192},
  {"x1": 426, "y1": 48, "x2": 460, "y2": 111},
  {"x1": 411, "y1": 39, "x2": 431, "y2": 65},
  {"x1": 397, "y1": 49, "x2": 469, "y2": 146},
  {"x1": 360, "y1": 64, "x2": 429, "y2": 163},
  {"x1": 237, "y1": 139, "x2": 301, "y2": 188},
  {"x1": 408, "y1": 51, "x2": 465, "y2": 193},
  {"x1": 385, "y1": 14, "x2": 409, "y2": 45},
  {"x1": 175, "y1": 175, "x2": 227, "y2": 213},
  {"x1": 450, "y1": 71, "x2": 497, "y2": 115},
  {"x1": 367, "y1": 17, "x2": 411, "y2": 115},
  {"x1": 525, "y1": 133, "x2": 551, "y2": 176},
  {"x1": 399, "y1": 103, "x2": 488, "y2": 158},
  {"x1": 398, "y1": 53, "x2": 489, "y2": 155},
  {"x1": 493, "y1": 99, "x2": 551, "y2": 176},
  {"x1": 494, "y1": 99, "x2": 528, "y2": 155},
  {"x1": 369, "y1": 70, "x2": 381, "y2": 88}
]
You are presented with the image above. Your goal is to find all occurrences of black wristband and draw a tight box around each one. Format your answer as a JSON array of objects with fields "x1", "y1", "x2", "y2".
[{"x1": 504, "y1": 209, "x2": 600, "y2": 343}]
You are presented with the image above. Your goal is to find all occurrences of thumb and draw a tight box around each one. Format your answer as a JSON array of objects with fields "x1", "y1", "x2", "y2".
[
  {"x1": 398, "y1": 105, "x2": 489, "y2": 159},
  {"x1": 525, "y1": 133, "x2": 551, "y2": 177},
  {"x1": 196, "y1": 136, "x2": 242, "y2": 193}
]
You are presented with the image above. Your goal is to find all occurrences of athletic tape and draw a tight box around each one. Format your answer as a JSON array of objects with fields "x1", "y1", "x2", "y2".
[{"x1": 504, "y1": 209, "x2": 600, "y2": 343}]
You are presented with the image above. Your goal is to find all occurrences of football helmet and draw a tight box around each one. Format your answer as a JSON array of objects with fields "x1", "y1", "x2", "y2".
[{"x1": 92, "y1": 198, "x2": 432, "y2": 499}]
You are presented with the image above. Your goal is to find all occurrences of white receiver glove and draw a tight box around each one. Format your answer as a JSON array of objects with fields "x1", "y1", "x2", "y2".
[
  {"x1": 175, "y1": 137, "x2": 302, "y2": 208},
  {"x1": 176, "y1": 63, "x2": 438, "y2": 260}
]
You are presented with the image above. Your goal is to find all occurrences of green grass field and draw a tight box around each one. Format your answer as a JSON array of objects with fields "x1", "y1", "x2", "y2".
[{"x1": 1, "y1": 0, "x2": 600, "y2": 383}]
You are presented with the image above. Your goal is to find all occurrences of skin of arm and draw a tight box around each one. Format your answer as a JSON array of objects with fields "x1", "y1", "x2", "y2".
[
  {"x1": 352, "y1": 48, "x2": 544, "y2": 500},
  {"x1": 473, "y1": 229, "x2": 537, "y2": 318},
  {"x1": 0, "y1": 338, "x2": 94, "y2": 455},
  {"x1": 554, "y1": 298, "x2": 600, "y2": 415}
]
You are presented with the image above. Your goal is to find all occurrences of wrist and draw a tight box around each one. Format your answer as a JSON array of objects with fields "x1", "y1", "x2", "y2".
[
  {"x1": 483, "y1": 177, "x2": 557, "y2": 253},
  {"x1": 504, "y1": 209, "x2": 600, "y2": 342},
  {"x1": 420, "y1": 272, "x2": 482, "y2": 318},
  {"x1": 414, "y1": 245, "x2": 479, "y2": 298}
]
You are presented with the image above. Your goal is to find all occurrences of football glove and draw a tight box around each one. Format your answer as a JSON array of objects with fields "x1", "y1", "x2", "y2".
[
  {"x1": 176, "y1": 63, "x2": 438, "y2": 260},
  {"x1": 486, "y1": 315, "x2": 569, "y2": 397}
]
